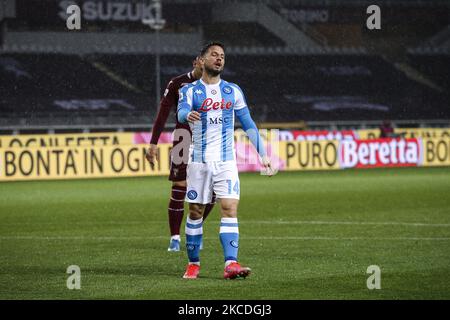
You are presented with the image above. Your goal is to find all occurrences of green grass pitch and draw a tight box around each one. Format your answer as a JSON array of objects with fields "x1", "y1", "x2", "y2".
[{"x1": 0, "y1": 167, "x2": 449, "y2": 299}]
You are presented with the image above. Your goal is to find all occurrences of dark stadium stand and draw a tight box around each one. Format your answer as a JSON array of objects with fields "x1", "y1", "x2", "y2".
[
  {"x1": 0, "y1": 53, "x2": 150, "y2": 127},
  {"x1": 407, "y1": 54, "x2": 450, "y2": 90},
  {"x1": 233, "y1": 54, "x2": 449, "y2": 122},
  {"x1": 1, "y1": 52, "x2": 449, "y2": 129}
]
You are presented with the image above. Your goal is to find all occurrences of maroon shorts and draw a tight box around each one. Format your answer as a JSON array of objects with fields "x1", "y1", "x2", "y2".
[{"x1": 169, "y1": 162, "x2": 187, "y2": 182}]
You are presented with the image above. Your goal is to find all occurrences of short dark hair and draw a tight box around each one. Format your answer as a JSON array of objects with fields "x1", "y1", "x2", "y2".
[{"x1": 199, "y1": 41, "x2": 225, "y2": 57}]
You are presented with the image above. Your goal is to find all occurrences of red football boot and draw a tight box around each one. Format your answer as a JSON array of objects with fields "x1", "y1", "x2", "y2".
[
  {"x1": 183, "y1": 264, "x2": 200, "y2": 279},
  {"x1": 223, "y1": 262, "x2": 251, "y2": 279}
]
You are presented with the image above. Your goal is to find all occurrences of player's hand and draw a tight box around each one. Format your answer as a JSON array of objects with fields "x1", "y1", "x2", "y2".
[
  {"x1": 187, "y1": 111, "x2": 201, "y2": 122},
  {"x1": 145, "y1": 144, "x2": 158, "y2": 169},
  {"x1": 261, "y1": 156, "x2": 274, "y2": 177}
]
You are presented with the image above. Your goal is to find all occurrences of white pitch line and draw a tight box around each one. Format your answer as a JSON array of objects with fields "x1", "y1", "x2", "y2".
[
  {"x1": 251, "y1": 221, "x2": 450, "y2": 228},
  {"x1": 244, "y1": 236, "x2": 450, "y2": 241},
  {"x1": 1, "y1": 220, "x2": 450, "y2": 227},
  {"x1": 0, "y1": 236, "x2": 449, "y2": 241},
  {"x1": 0, "y1": 236, "x2": 166, "y2": 240}
]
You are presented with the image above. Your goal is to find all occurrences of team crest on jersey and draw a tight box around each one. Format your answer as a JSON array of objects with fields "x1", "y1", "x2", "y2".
[
  {"x1": 222, "y1": 86, "x2": 232, "y2": 94},
  {"x1": 187, "y1": 190, "x2": 198, "y2": 200},
  {"x1": 211, "y1": 89, "x2": 217, "y2": 95}
]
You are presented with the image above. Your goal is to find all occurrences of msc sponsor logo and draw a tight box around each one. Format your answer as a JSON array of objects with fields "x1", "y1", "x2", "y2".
[
  {"x1": 209, "y1": 116, "x2": 231, "y2": 125},
  {"x1": 340, "y1": 139, "x2": 420, "y2": 168}
]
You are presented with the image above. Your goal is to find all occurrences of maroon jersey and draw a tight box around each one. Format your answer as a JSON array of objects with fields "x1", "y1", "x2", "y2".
[{"x1": 150, "y1": 72, "x2": 196, "y2": 145}]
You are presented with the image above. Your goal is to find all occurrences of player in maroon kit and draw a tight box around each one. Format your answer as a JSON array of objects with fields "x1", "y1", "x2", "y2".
[{"x1": 146, "y1": 57, "x2": 215, "y2": 251}]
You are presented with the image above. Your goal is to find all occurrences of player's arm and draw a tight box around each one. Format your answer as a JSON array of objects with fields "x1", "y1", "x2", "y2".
[
  {"x1": 146, "y1": 80, "x2": 177, "y2": 166},
  {"x1": 233, "y1": 85, "x2": 273, "y2": 176},
  {"x1": 150, "y1": 80, "x2": 177, "y2": 144},
  {"x1": 177, "y1": 86, "x2": 199, "y2": 123},
  {"x1": 235, "y1": 107, "x2": 266, "y2": 157},
  {"x1": 236, "y1": 107, "x2": 273, "y2": 176}
]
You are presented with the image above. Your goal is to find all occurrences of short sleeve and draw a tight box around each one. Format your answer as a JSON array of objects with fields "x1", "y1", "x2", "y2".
[
  {"x1": 232, "y1": 84, "x2": 248, "y2": 110},
  {"x1": 177, "y1": 85, "x2": 193, "y2": 112}
]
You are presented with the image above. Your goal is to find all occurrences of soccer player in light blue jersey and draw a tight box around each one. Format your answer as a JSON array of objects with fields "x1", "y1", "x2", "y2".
[{"x1": 177, "y1": 42, "x2": 273, "y2": 279}]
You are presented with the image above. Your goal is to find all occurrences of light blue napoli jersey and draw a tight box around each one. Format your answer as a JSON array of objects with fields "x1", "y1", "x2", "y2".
[{"x1": 177, "y1": 79, "x2": 247, "y2": 163}]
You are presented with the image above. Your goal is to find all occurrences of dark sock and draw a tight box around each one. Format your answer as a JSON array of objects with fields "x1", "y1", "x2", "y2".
[{"x1": 168, "y1": 185, "x2": 186, "y2": 236}]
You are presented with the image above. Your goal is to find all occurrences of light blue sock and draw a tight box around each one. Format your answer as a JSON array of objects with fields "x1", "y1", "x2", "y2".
[
  {"x1": 185, "y1": 217, "x2": 203, "y2": 264},
  {"x1": 219, "y1": 217, "x2": 239, "y2": 264}
]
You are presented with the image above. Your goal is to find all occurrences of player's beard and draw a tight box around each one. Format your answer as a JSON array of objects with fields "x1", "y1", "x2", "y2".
[{"x1": 204, "y1": 64, "x2": 222, "y2": 77}]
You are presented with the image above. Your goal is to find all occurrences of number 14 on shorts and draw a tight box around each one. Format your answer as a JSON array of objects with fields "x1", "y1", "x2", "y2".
[{"x1": 226, "y1": 180, "x2": 239, "y2": 195}]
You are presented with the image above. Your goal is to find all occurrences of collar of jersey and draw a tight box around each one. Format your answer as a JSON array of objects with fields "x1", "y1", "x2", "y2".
[{"x1": 199, "y1": 78, "x2": 222, "y2": 87}]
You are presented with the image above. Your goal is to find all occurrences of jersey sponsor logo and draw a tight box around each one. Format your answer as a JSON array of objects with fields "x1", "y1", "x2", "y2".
[
  {"x1": 199, "y1": 98, "x2": 232, "y2": 112},
  {"x1": 187, "y1": 190, "x2": 198, "y2": 200},
  {"x1": 209, "y1": 116, "x2": 231, "y2": 125},
  {"x1": 222, "y1": 86, "x2": 232, "y2": 94}
]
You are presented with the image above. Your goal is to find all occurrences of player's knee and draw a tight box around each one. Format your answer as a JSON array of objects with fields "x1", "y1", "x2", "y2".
[
  {"x1": 189, "y1": 204, "x2": 204, "y2": 220},
  {"x1": 220, "y1": 200, "x2": 238, "y2": 217}
]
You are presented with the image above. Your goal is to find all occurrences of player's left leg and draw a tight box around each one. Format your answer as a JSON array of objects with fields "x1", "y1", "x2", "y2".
[
  {"x1": 218, "y1": 198, "x2": 251, "y2": 279},
  {"x1": 213, "y1": 161, "x2": 251, "y2": 279}
]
